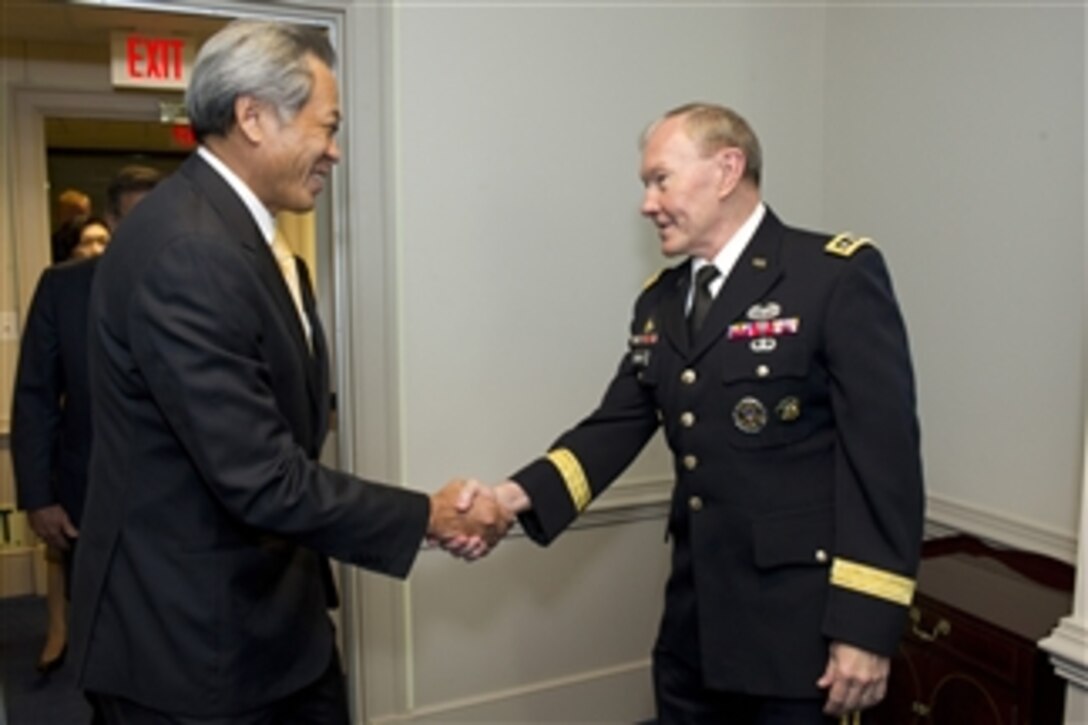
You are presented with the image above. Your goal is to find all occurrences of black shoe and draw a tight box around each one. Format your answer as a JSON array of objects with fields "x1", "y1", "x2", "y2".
[{"x1": 36, "y1": 644, "x2": 67, "y2": 675}]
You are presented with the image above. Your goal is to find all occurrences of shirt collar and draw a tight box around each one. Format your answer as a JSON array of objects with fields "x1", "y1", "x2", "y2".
[
  {"x1": 691, "y1": 201, "x2": 766, "y2": 290},
  {"x1": 197, "y1": 146, "x2": 276, "y2": 246}
]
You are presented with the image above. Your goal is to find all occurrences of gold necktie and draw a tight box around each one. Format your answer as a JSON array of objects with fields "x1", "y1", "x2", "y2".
[{"x1": 271, "y1": 231, "x2": 312, "y2": 350}]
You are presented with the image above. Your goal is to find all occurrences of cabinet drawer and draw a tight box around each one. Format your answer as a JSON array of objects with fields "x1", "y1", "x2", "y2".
[{"x1": 907, "y1": 596, "x2": 1027, "y2": 688}]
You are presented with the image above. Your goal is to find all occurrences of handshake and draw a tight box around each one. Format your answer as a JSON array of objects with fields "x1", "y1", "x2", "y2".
[{"x1": 426, "y1": 479, "x2": 530, "y2": 560}]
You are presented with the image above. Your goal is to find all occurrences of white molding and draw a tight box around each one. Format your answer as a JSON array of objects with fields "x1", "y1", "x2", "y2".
[
  {"x1": 575, "y1": 476, "x2": 671, "y2": 529},
  {"x1": 477, "y1": 481, "x2": 1080, "y2": 567},
  {"x1": 368, "y1": 659, "x2": 652, "y2": 725},
  {"x1": 925, "y1": 492, "x2": 1078, "y2": 564},
  {"x1": 1041, "y1": 617, "x2": 1088, "y2": 690}
]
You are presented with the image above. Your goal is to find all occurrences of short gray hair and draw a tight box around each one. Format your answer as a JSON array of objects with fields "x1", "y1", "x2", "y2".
[
  {"x1": 186, "y1": 20, "x2": 335, "y2": 142},
  {"x1": 642, "y1": 103, "x2": 763, "y2": 186}
]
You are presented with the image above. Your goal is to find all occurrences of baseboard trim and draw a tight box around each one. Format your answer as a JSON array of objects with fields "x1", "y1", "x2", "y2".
[
  {"x1": 368, "y1": 659, "x2": 652, "y2": 724},
  {"x1": 925, "y1": 493, "x2": 1078, "y2": 563},
  {"x1": 573, "y1": 477, "x2": 671, "y2": 530}
]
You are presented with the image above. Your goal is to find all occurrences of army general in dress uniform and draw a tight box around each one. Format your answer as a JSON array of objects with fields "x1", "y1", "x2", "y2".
[{"x1": 476, "y1": 103, "x2": 925, "y2": 724}]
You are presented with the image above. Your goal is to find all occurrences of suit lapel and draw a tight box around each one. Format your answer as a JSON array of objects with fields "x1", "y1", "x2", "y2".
[
  {"x1": 182, "y1": 156, "x2": 313, "y2": 364},
  {"x1": 181, "y1": 155, "x2": 323, "y2": 441},
  {"x1": 688, "y1": 209, "x2": 786, "y2": 361},
  {"x1": 298, "y1": 260, "x2": 328, "y2": 447}
]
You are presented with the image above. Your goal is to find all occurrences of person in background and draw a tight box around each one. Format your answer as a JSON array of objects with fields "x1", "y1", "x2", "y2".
[
  {"x1": 10, "y1": 166, "x2": 162, "y2": 676},
  {"x1": 104, "y1": 164, "x2": 165, "y2": 228},
  {"x1": 70, "y1": 20, "x2": 508, "y2": 724},
  {"x1": 50, "y1": 188, "x2": 91, "y2": 263},
  {"x1": 462, "y1": 102, "x2": 925, "y2": 724},
  {"x1": 69, "y1": 217, "x2": 111, "y2": 261}
]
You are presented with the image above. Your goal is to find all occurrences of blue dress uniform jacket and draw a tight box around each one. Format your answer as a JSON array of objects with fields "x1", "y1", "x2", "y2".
[
  {"x1": 70, "y1": 154, "x2": 430, "y2": 717},
  {"x1": 511, "y1": 208, "x2": 924, "y2": 698}
]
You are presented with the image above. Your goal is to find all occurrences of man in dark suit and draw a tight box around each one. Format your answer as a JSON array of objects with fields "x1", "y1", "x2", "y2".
[
  {"x1": 69, "y1": 20, "x2": 508, "y2": 724},
  {"x1": 464, "y1": 103, "x2": 925, "y2": 723},
  {"x1": 11, "y1": 165, "x2": 162, "y2": 673}
]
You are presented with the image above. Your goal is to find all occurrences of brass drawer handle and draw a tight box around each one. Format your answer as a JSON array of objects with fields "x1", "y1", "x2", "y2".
[{"x1": 910, "y1": 606, "x2": 951, "y2": 642}]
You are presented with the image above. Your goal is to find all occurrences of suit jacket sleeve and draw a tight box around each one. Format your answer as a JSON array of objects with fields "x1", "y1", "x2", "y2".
[
  {"x1": 821, "y1": 246, "x2": 925, "y2": 656},
  {"x1": 128, "y1": 235, "x2": 428, "y2": 578},
  {"x1": 11, "y1": 269, "x2": 63, "y2": 512}
]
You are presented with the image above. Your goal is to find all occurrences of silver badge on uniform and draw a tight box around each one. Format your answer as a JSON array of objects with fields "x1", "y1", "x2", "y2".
[
  {"x1": 732, "y1": 397, "x2": 767, "y2": 434},
  {"x1": 747, "y1": 301, "x2": 781, "y2": 321},
  {"x1": 750, "y1": 337, "x2": 777, "y2": 354}
]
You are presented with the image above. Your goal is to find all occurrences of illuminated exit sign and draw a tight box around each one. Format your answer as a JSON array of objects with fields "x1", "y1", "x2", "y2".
[{"x1": 110, "y1": 31, "x2": 194, "y2": 91}]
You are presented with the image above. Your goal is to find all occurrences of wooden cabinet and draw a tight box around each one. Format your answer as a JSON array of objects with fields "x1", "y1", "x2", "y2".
[{"x1": 864, "y1": 535, "x2": 1074, "y2": 725}]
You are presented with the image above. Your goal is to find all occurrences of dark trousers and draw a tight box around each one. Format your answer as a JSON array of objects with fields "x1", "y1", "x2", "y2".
[
  {"x1": 653, "y1": 647, "x2": 838, "y2": 725},
  {"x1": 89, "y1": 649, "x2": 349, "y2": 725}
]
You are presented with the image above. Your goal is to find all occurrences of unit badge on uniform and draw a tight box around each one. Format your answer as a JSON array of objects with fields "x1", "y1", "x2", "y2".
[
  {"x1": 630, "y1": 318, "x2": 659, "y2": 370},
  {"x1": 733, "y1": 396, "x2": 767, "y2": 434},
  {"x1": 776, "y1": 396, "x2": 802, "y2": 423}
]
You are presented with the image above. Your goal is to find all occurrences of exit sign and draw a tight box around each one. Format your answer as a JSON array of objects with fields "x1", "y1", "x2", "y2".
[{"x1": 111, "y1": 31, "x2": 194, "y2": 91}]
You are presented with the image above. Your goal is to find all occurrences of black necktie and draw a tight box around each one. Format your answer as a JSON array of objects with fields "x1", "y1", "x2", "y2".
[{"x1": 689, "y1": 264, "x2": 721, "y2": 339}]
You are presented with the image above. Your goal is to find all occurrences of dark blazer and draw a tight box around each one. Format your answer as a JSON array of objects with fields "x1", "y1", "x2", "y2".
[
  {"x1": 512, "y1": 208, "x2": 925, "y2": 698},
  {"x1": 70, "y1": 154, "x2": 430, "y2": 716},
  {"x1": 11, "y1": 256, "x2": 99, "y2": 526}
]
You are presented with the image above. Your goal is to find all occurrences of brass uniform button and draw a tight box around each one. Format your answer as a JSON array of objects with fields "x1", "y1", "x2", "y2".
[
  {"x1": 680, "y1": 411, "x2": 695, "y2": 428},
  {"x1": 682, "y1": 455, "x2": 698, "y2": 471},
  {"x1": 681, "y1": 369, "x2": 697, "y2": 385},
  {"x1": 815, "y1": 549, "x2": 829, "y2": 564},
  {"x1": 689, "y1": 496, "x2": 703, "y2": 512},
  {"x1": 756, "y1": 364, "x2": 770, "y2": 378}
]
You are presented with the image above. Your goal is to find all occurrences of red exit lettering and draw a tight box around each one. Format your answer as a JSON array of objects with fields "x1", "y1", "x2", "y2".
[{"x1": 126, "y1": 36, "x2": 185, "y2": 81}]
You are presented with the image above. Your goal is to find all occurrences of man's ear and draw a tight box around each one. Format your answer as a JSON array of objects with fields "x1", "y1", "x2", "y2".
[
  {"x1": 234, "y1": 95, "x2": 266, "y2": 145},
  {"x1": 715, "y1": 147, "x2": 747, "y2": 198}
]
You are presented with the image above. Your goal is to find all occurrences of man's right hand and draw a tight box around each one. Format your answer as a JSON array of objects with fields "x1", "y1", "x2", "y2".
[
  {"x1": 28, "y1": 504, "x2": 78, "y2": 551},
  {"x1": 428, "y1": 479, "x2": 512, "y2": 560}
]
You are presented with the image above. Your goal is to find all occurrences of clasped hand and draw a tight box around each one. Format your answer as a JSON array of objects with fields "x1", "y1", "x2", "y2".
[{"x1": 427, "y1": 479, "x2": 515, "y2": 561}]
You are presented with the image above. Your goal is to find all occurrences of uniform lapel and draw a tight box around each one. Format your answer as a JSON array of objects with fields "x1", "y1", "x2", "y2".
[
  {"x1": 688, "y1": 210, "x2": 786, "y2": 361},
  {"x1": 659, "y1": 259, "x2": 694, "y2": 356}
]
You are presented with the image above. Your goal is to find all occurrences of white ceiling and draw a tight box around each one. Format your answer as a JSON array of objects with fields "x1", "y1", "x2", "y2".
[{"x1": 0, "y1": 0, "x2": 226, "y2": 46}]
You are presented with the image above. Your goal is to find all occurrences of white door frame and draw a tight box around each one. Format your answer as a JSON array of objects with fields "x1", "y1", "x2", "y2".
[{"x1": 10, "y1": 89, "x2": 166, "y2": 319}]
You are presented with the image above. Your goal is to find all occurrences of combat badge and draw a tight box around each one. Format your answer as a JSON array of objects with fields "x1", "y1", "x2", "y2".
[
  {"x1": 733, "y1": 397, "x2": 767, "y2": 434},
  {"x1": 747, "y1": 301, "x2": 782, "y2": 321}
]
